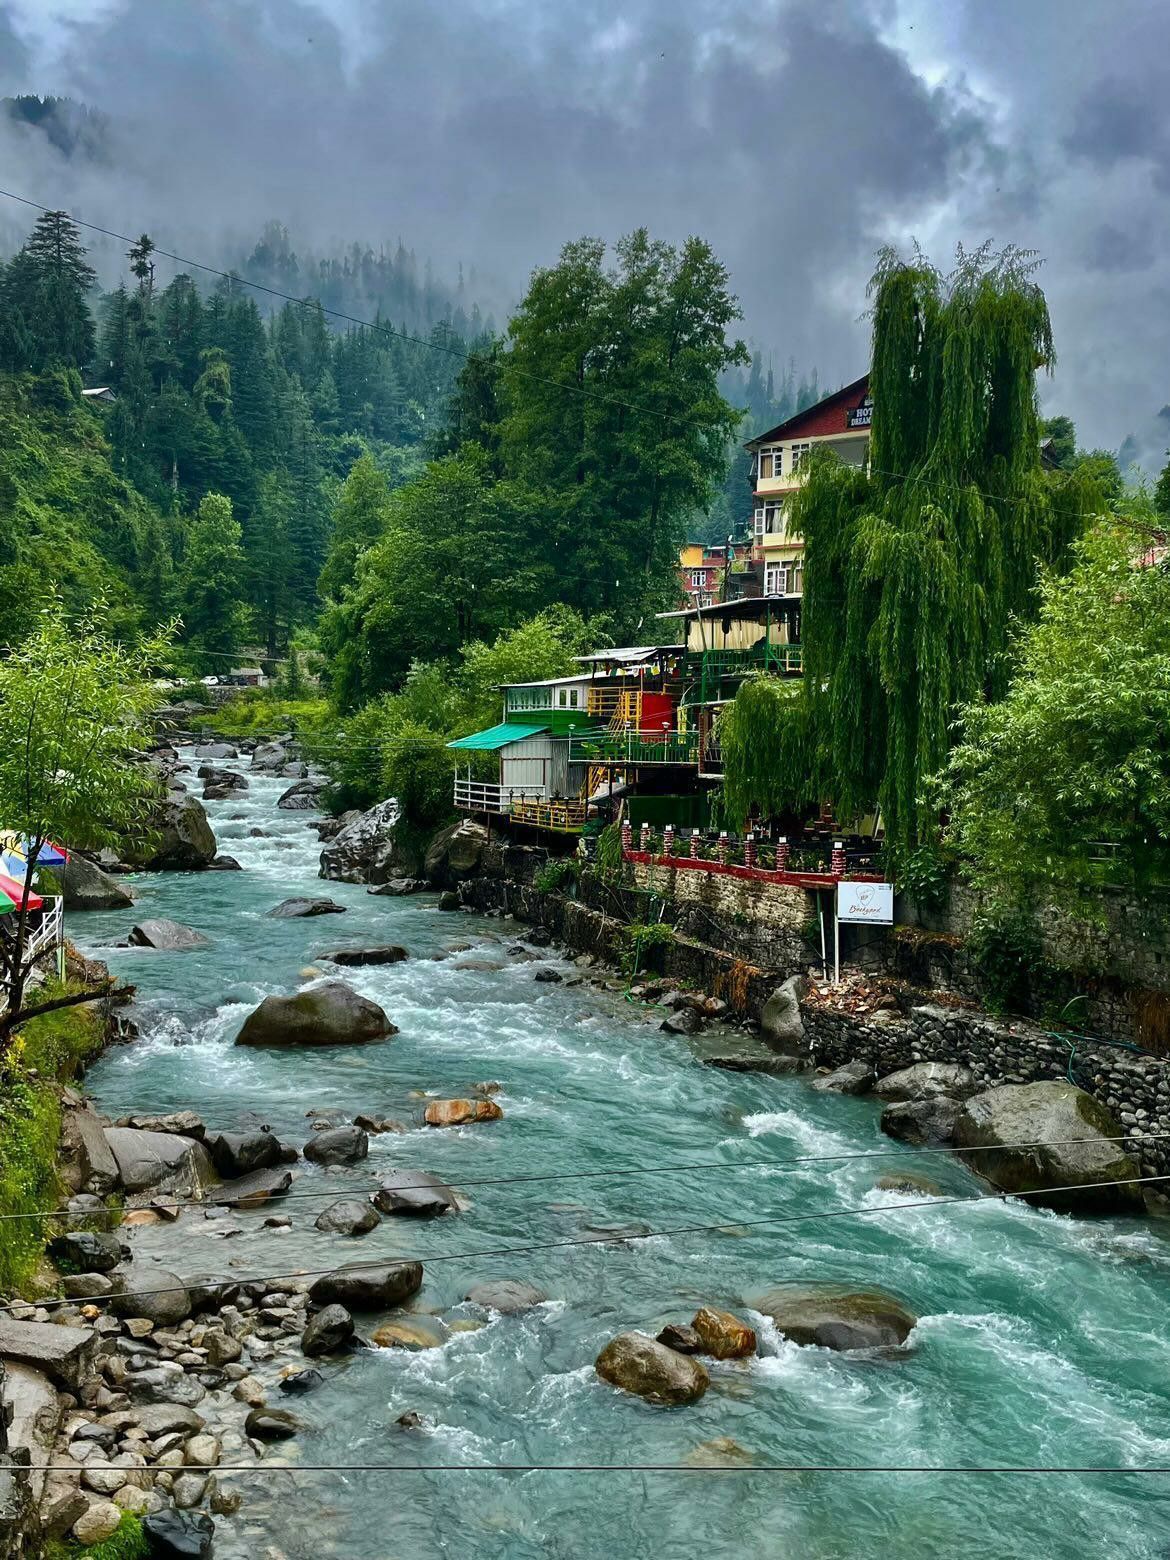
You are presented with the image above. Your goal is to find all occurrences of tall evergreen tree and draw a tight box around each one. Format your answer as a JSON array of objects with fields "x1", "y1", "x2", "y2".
[{"x1": 177, "y1": 492, "x2": 247, "y2": 659}]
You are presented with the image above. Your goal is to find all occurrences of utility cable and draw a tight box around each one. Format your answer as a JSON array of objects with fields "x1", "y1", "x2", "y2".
[
  {"x1": 3, "y1": 1131, "x2": 1167, "y2": 1226},
  {"x1": 22, "y1": 1461, "x2": 1170, "y2": 1476},
  {"x1": 0, "y1": 187, "x2": 1158, "y2": 539},
  {"x1": 13, "y1": 1169, "x2": 1170, "y2": 1313}
]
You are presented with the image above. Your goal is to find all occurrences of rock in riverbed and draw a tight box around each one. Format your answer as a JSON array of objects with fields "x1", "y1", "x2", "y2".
[
  {"x1": 103, "y1": 1128, "x2": 215, "y2": 1196},
  {"x1": 464, "y1": 1280, "x2": 547, "y2": 1313},
  {"x1": 595, "y1": 1331, "x2": 709, "y2": 1406},
  {"x1": 880, "y1": 1096, "x2": 962, "y2": 1147},
  {"x1": 812, "y1": 1061, "x2": 875, "y2": 1095},
  {"x1": 308, "y1": 1261, "x2": 424, "y2": 1311},
  {"x1": 59, "y1": 855, "x2": 135, "y2": 910},
  {"x1": 875, "y1": 1062, "x2": 978, "y2": 1102},
  {"x1": 127, "y1": 919, "x2": 210, "y2": 951},
  {"x1": 303, "y1": 1126, "x2": 368, "y2": 1166},
  {"x1": 953, "y1": 1080, "x2": 1143, "y2": 1213},
  {"x1": 301, "y1": 1304, "x2": 355, "y2": 1357},
  {"x1": 315, "y1": 1198, "x2": 381, "y2": 1236},
  {"x1": 691, "y1": 1307, "x2": 757, "y2": 1359},
  {"x1": 131, "y1": 790, "x2": 217, "y2": 870},
  {"x1": 110, "y1": 1267, "x2": 192, "y2": 1326},
  {"x1": 752, "y1": 1284, "x2": 917, "y2": 1351},
  {"x1": 319, "y1": 945, "x2": 409, "y2": 967},
  {"x1": 235, "y1": 982, "x2": 396, "y2": 1047},
  {"x1": 374, "y1": 1170, "x2": 460, "y2": 1217},
  {"x1": 423, "y1": 1098, "x2": 503, "y2": 1127},
  {"x1": 277, "y1": 779, "x2": 324, "y2": 811},
  {"x1": 267, "y1": 897, "x2": 348, "y2": 918}
]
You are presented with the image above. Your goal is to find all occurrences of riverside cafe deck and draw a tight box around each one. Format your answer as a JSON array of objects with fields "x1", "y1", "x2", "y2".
[{"x1": 0, "y1": 835, "x2": 69, "y2": 1005}]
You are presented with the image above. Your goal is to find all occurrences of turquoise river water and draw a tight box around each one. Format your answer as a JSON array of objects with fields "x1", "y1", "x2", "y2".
[{"x1": 74, "y1": 758, "x2": 1170, "y2": 1559}]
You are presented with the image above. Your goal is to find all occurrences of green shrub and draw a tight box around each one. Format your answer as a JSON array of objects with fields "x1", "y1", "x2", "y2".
[
  {"x1": 891, "y1": 842, "x2": 950, "y2": 912},
  {"x1": 45, "y1": 1512, "x2": 148, "y2": 1559},
  {"x1": 620, "y1": 919, "x2": 675, "y2": 975},
  {"x1": 595, "y1": 822, "x2": 624, "y2": 883},
  {"x1": 967, "y1": 905, "x2": 1041, "y2": 1015},
  {"x1": 534, "y1": 858, "x2": 579, "y2": 895}
]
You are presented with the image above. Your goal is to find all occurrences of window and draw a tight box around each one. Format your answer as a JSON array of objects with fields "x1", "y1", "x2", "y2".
[
  {"x1": 790, "y1": 442, "x2": 812, "y2": 474},
  {"x1": 752, "y1": 508, "x2": 765, "y2": 539},
  {"x1": 690, "y1": 570, "x2": 705, "y2": 588},
  {"x1": 558, "y1": 689, "x2": 567, "y2": 707},
  {"x1": 764, "y1": 502, "x2": 783, "y2": 534},
  {"x1": 765, "y1": 563, "x2": 789, "y2": 595},
  {"x1": 769, "y1": 448, "x2": 784, "y2": 479}
]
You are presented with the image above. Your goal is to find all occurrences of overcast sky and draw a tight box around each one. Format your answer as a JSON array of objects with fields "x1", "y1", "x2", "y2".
[{"x1": 1, "y1": 0, "x2": 1168, "y2": 467}]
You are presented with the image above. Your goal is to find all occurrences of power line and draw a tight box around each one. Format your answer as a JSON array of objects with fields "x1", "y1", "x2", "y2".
[
  {"x1": 0, "y1": 188, "x2": 1152, "y2": 537},
  {"x1": 22, "y1": 1462, "x2": 1170, "y2": 1477},
  {"x1": 2, "y1": 1132, "x2": 1167, "y2": 1226},
  {"x1": 15, "y1": 1169, "x2": 1170, "y2": 1312}
]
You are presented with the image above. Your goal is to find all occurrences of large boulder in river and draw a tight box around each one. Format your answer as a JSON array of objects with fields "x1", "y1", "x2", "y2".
[
  {"x1": 205, "y1": 1130, "x2": 284, "y2": 1178},
  {"x1": 303, "y1": 1125, "x2": 368, "y2": 1165},
  {"x1": 235, "y1": 982, "x2": 396, "y2": 1047},
  {"x1": 752, "y1": 1284, "x2": 917, "y2": 1351},
  {"x1": 875, "y1": 1062, "x2": 978, "y2": 1102},
  {"x1": 318, "y1": 799, "x2": 407, "y2": 884},
  {"x1": 59, "y1": 855, "x2": 135, "y2": 911},
  {"x1": 880, "y1": 1096, "x2": 962, "y2": 1147},
  {"x1": 759, "y1": 975, "x2": 807, "y2": 1055},
  {"x1": 131, "y1": 790, "x2": 217, "y2": 870},
  {"x1": 103, "y1": 1128, "x2": 215, "y2": 1196},
  {"x1": 374, "y1": 1170, "x2": 459, "y2": 1218},
  {"x1": 250, "y1": 741, "x2": 288, "y2": 772},
  {"x1": 267, "y1": 897, "x2": 347, "y2": 919},
  {"x1": 127, "y1": 918, "x2": 210, "y2": 951},
  {"x1": 595, "y1": 1331, "x2": 709, "y2": 1406},
  {"x1": 424, "y1": 819, "x2": 489, "y2": 888},
  {"x1": 308, "y1": 1261, "x2": 424, "y2": 1311},
  {"x1": 277, "y1": 779, "x2": 324, "y2": 811},
  {"x1": 109, "y1": 1267, "x2": 192, "y2": 1326},
  {"x1": 315, "y1": 1198, "x2": 381, "y2": 1236},
  {"x1": 953, "y1": 1081, "x2": 1143, "y2": 1213}
]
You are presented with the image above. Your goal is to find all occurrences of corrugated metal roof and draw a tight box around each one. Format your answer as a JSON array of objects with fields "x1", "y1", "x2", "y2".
[{"x1": 446, "y1": 722, "x2": 549, "y2": 751}]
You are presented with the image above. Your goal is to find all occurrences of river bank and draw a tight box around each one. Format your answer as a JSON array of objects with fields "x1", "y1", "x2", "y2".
[{"x1": 12, "y1": 751, "x2": 1170, "y2": 1559}]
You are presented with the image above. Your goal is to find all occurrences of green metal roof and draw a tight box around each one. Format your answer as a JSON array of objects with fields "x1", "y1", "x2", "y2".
[{"x1": 446, "y1": 722, "x2": 549, "y2": 751}]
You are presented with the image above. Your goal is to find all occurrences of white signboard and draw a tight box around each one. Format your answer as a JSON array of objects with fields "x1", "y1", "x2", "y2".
[{"x1": 836, "y1": 880, "x2": 893, "y2": 926}]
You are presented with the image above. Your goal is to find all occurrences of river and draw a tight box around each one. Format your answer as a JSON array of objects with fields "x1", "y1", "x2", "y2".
[{"x1": 73, "y1": 757, "x2": 1170, "y2": 1559}]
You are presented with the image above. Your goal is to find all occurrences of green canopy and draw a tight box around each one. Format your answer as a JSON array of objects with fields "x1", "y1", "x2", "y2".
[{"x1": 446, "y1": 722, "x2": 548, "y2": 752}]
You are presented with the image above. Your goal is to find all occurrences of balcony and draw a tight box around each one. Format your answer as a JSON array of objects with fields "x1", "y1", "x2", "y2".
[
  {"x1": 571, "y1": 729, "x2": 699, "y2": 767},
  {"x1": 454, "y1": 778, "x2": 514, "y2": 815},
  {"x1": 453, "y1": 780, "x2": 587, "y2": 833},
  {"x1": 510, "y1": 797, "x2": 586, "y2": 832}
]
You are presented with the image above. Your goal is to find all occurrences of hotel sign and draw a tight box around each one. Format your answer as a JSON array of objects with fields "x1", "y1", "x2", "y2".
[
  {"x1": 836, "y1": 880, "x2": 893, "y2": 925},
  {"x1": 845, "y1": 397, "x2": 873, "y2": 429}
]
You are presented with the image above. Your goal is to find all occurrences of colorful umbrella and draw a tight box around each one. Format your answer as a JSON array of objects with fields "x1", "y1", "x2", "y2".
[
  {"x1": 0, "y1": 833, "x2": 69, "y2": 868},
  {"x1": 0, "y1": 872, "x2": 43, "y2": 912}
]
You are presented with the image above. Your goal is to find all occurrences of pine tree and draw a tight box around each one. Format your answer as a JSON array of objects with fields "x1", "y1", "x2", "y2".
[
  {"x1": 7, "y1": 211, "x2": 96, "y2": 370},
  {"x1": 177, "y1": 492, "x2": 247, "y2": 660}
]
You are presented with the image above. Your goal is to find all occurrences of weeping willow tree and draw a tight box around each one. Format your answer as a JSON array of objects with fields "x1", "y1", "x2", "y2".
[{"x1": 743, "y1": 243, "x2": 1099, "y2": 850}]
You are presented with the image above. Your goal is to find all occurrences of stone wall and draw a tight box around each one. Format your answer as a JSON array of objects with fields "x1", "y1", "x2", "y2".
[
  {"x1": 801, "y1": 999, "x2": 1170, "y2": 1178},
  {"x1": 627, "y1": 860, "x2": 815, "y2": 972}
]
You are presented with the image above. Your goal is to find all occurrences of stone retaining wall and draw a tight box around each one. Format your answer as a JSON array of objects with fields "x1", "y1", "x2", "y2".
[{"x1": 801, "y1": 1000, "x2": 1170, "y2": 1178}]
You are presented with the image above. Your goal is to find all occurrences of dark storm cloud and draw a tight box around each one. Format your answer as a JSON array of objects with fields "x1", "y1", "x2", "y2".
[
  {"x1": 1083, "y1": 220, "x2": 1156, "y2": 275},
  {"x1": 0, "y1": 0, "x2": 997, "y2": 386},
  {"x1": 1064, "y1": 79, "x2": 1163, "y2": 171}
]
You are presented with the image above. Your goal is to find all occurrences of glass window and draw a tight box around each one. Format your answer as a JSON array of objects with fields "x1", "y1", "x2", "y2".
[{"x1": 791, "y1": 442, "x2": 812, "y2": 473}]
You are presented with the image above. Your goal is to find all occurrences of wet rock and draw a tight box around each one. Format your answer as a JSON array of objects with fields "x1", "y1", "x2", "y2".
[
  {"x1": 172, "y1": 1472, "x2": 209, "y2": 1508},
  {"x1": 319, "y1": 945, "x2": 409, "y2": 967},
  {"x1": 880, "y1": 1097, "x2": 962, "y2": 1147},
  {"x1": 206, "y1": 1130, "x2": 284, "y2": 1179},
  {"x1": 308, "y1": 1261, "x2": 424, "y2": 1312},
  {"x1": 109, "y1": 1269, "x2": 191, "y2": 1327},
  {"x1": 124, "y1": 1111, "x2": 205, "y2": 1139},
  {"x1": 368, "y1": 878, "x2": 426, "y2": 896},
  {"x1": 197, "y1": 742, "x2": 238, "y2": 760},
  {"x1": 303, "y1": 1126, "x2": 368, "y2": 1166},
  {"x1": 373, "y1": 1170, "x2": 459, "y2": 1218},
  {"x1": 202, "y1": 1332, "x2": 242, "y2": 1367},
  {"x1": 464, "y1": 1280, "x2": 547, "y2": 1314},
  {"x1": 128, "y1": 1367, "x2": 205, "y2": 1408},
  {"x1": 206, "y1": 855, "x2": 242, "y2": 871},
  {"x1": 60, "y1": 855, "x2": 135, "y2": 910},
  {"x1": 319, "y1": 799, "x2": 404, "y2": 884},
  {"x1": 752, "y1": 1284, "x2": 917, "y2": 1351},
  {"x1": 691, "y1": 1307, "x2": 757, "y2": 1360},
  {"x1": 423, "y1": 1098, "x2": 503, "y2": 1127},
  {"x1": 142, "y1": 1506, "x2": 215, "y2": 1558},
  {"x1": 235, "y1": 982, "x2": 396, "y2": 1047},
  {"x1": 661, "y1": 1008, "x2": 702, "y2": 1036},
  {"x1": 203, "y1": 780, "x2": 246, "y2": 802},
  {"x1": 683, "y1": 1437, "x2": 755, "y2": 1468},
  {"x1": 250, "y1": 741, "x2": 288, "y2": 772},
  {"x1": 277, "y1": 779, "x2": 324, "y2": 811},
  {"x1": 0, "y1": 1317, "x2": 96, "y2": 1389},
  {"x1": 209, "y1": 1167, "x2": 294, "y2": 1208},
  {"x1": 245, "y1": 1407, "x2": 302, "y2": 1440},
  {"x1": 812, "y1": 1061, "x2": 875, "y2": 1095},
  {"x1": 48, "y1": 1230, "x2": 126, "y2": 1274},
  {"x1": 266, "y1": 897, "x2": 348, "y2": 919},
  {"x1": 875, "y1": 1171, "x2": 945, "y2": 1197},
  {"x1": 533, "y1": 969, "x2": 562, "y2": 984},
  {"x1": 371, "y1": 1316, "x2": 448, "y2": 1351},
  {"x1": 314, "y1": 1198, "x2": 380, "y2": 1236},
  {"x1": 279, "y1": 1369, "x2": 324, "y2": 1394},
  {"x1": 354, "y1": 1115, "x2": 407, "y2": 1135},
  {"x1": 953, "y1": 1081, "x2": 1143, "y2": 1213},
  {"x1": 437, "y1": 891, "x2": 460, "y2": 911},
  {"x1": 59, "y1": 1106, "x2": 121, "y2": 1196},
  {"x1": 424, "y1": 818, "x2": 488, "y2": 887},
  {"x1": 875, "y1": 1062, "x2": 978, "y2": 1103},
  {"x1": 129, "y1": 1404, "x2": 206, "y2": 1439},
  {"x1": 103, "y1": 1128, "x2": 215, "y2": 1196},
  {"x1": 132, "y1": 790, "x2": 218, "y2": 870},
  {"x1": 396, "y1": 1410, "x2": 424, "y2": 1430},
  {"x1": 595, "y1": 1331, "x2": 709, "y2": 1406},
  {"x1": 62, "y1": 1272, "x2": 115, "y2": 1298},
  {"x1": 72, "y1": 1500, "x2": 122, "y2": 1544},
  {"x1": 300, "y1": 1305, "x2": 354, "y2": 1357},
  {"x1": 656, "y1": 1323, "x2": 701, "y2": 1354},
  {"x1": 759, "y1": 975, "x2": 807, "y2": 1054}
]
